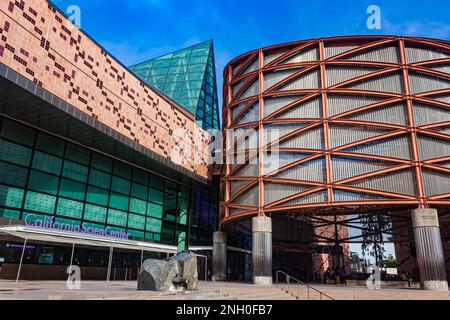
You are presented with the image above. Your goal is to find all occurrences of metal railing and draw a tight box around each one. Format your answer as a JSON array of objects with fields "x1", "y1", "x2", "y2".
[{"x1": 275, "y1": 271, "x2": 335, "y2": 300}]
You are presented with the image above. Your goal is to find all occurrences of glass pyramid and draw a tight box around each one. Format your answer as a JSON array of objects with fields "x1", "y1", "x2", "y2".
[{"x1": 129, "y1": 40, "x2": 220, "y2": 130}]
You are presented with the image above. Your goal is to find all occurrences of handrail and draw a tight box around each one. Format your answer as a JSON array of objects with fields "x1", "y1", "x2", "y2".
[{"x1": 275, "y1": 270, "x2": 335, "y2": 300}]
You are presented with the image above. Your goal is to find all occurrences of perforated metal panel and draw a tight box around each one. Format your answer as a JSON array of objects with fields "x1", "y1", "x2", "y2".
[{"x1": 222, "y1": 36, "x2": 450, "y2": 225}]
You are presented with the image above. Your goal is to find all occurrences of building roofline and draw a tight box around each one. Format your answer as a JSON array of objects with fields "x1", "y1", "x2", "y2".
[
  {"x1": 223, "y1": 34, "x2": 450, "y2": 77},
  {"x1": 129, "y1": 39, "x2": 214, "y2": 68},
  {"x1": 46, "y1": 0, "x2": 200, "y2": 122}
]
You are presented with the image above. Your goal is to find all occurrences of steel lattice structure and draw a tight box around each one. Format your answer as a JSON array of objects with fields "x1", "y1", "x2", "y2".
[{"x1": 220, "y1": 35, "x2": 450, "y2": 229}]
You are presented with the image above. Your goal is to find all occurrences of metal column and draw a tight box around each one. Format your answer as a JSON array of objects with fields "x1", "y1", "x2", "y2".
[{"x1": 15, "y1": 238, "x2": 27, "y2": 283}]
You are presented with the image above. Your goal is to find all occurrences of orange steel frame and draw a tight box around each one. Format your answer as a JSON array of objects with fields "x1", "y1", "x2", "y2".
[{"x1": 220, "y1": 35, "x2": 450, "y2": 229}]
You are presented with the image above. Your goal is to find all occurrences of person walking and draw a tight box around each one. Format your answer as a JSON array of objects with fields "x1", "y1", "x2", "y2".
[
  {"x1": 226, "y1": 266, "x2": 232, "y2": 282},
  {"x1": 407, "y1": 272, "x2": 413, "y2": 288},
  {"x1": 340, "y1": 266, "x2": 348, "y2": 286},
  {"x1": 334, "y1": 266, "x2": 340, "y2": 285}
]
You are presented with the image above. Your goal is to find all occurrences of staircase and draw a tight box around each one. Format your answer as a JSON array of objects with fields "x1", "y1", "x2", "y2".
[{"x1": 276, "y1": 271, "x2": 335, "y2": 300}]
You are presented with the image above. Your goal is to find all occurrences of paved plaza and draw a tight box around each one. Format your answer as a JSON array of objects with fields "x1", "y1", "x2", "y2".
[{"x1": 0, "y1": 280, "x2": 449, "y2": 300}]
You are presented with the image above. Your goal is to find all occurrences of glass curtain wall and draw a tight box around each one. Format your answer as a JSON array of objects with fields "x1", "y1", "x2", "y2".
[{"x1": 0, "y1": 116, "x2": 217, "y2": 247}]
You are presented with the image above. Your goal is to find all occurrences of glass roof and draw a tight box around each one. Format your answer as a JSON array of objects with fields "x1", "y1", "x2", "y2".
[{"x1": 129, "y1": 40, "x2": 220, "y2": 130}]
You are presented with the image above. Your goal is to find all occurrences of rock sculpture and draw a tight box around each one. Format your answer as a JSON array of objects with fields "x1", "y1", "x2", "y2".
[{"x1": 137, "y1": 250, "x2": 198, "y2": 292}]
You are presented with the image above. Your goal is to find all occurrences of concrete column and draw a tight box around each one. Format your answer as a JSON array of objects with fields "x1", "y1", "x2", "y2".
[
  {"x1": 212, "y1": 231, "x2": 227, "y2": 281},
  {"x1": 411, "y1": 208, "x2": 448, "y2": 291},
  {"x1": 252, "y1": 216, "x2": 272, "y2": 285}
]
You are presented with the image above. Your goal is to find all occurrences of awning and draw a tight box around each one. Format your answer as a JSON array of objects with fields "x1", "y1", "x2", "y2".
[{"x1": 0, "y1": 225, "x2": 178, "y2": 254}]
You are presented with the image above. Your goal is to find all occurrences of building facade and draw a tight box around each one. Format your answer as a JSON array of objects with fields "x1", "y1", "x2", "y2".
[
  {"x1": 217, "y1": 36, "x2": 450, "y2": 289},
  {"x1": 0, "y1": 0, "x2": 218, "y2": 280}
]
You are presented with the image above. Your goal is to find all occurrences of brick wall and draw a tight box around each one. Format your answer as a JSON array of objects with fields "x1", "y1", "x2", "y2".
[{"x1": 0, "y1": 0, "x2": 211, "y2": 179}]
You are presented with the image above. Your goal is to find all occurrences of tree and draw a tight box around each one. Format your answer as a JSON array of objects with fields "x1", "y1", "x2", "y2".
[
  {"x1": 383, "y1": 254, "x2": 397, "y2": 268},
  {"x1": 360, "y1": 214, "x2": 392, "y2": 265}
]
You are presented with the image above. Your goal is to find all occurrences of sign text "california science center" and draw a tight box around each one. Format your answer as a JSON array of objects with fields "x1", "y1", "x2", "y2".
[{"x1": 24, "y1": 214, "x2": 129, "y2": 240}]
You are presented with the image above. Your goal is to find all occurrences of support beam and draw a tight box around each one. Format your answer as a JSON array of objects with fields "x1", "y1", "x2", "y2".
[
  {"x1": 411, "y1": 208, "x2": 448, "y2": 291},
  {"x1": 212, "y1": 231, "x2": 227, "y2": 281},
  {"x1": 107, "y1": 246, "x2": 113, "y2": 282},
  {"x1": 252, "y1": 216, "x2": 272, "y2": 285},
  {"x1": 16, "y1": 238, "x2": 27, "y2": 283}
]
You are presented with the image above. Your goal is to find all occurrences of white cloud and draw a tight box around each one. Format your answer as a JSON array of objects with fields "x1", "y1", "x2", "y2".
[{"x1": 382, "y1": 19, "x2": 450, "y2": 39}]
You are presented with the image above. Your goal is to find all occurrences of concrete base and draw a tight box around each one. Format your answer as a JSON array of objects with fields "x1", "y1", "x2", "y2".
[
  {"x1": 212, "y1": 275, "x2": 226, "y2": 282},
  {"x1": 212, "y1": 231, "x2": 227, "y2": 282},
  {"x1": 423, "y1": 281, "x2": 449, "y2": 291},
  {"x1": 411, "y1": 208, "x2": 448, "y2": 291},
  {"x1": 253, "y1": 276, "x2": 273, "y2": 286}
]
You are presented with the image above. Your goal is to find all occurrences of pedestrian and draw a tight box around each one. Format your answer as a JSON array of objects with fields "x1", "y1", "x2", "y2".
[
  {"x1": 407, "y1": 272, "x2": 413, "y2": 288},
  {"x1": 340, "y1": 266, "x2": 347, "y2": 286},
  {"x1": 226, "y1": 266, "x2": 232, "y2": 281},
  {"x1": 324, "y1": 267, "x2": 331, "y2": 284},
  {"x1": 334, "y1": 267, "x2": 340, "y2": 285}
]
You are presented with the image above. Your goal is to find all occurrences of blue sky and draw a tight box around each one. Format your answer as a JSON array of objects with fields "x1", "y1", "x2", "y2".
[
  {"x1": 52, "y1": 0, "x2": 450, "y2": 106},
  {"x1": 51, "y1": 0, "x2": 449, "y2": 263}
]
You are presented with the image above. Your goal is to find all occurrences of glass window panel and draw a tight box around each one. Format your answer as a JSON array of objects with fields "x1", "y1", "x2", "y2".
[
  {"x1": 147, "y1": 72, "x2": 167, "y2": 80},
  {"x1": 149, "y1": 175, "x2": 164, "y2": 190},
  {"x1": 89, "y1": 170, "x2": 111, "y2": 189},
  {"x1": 36, "y1": 133, "x2": 65, "y2": 156},
  {"x1": 171, "y1": 58, "x2": 190, "y2": 66},
  {"x1": 28, "y1": 170, "x2": 59, "y2": 195},
  {"x1": 0, "y1": 208, "x2": 20, "y2": 219},
  {"x1": 56, "y1": 198, "x2": 83, "y2": 219},
  {"x1": 145, "y1": 217, "x2": 162, "y2": 233},
  {"x1": 163, "y1": 207, "x2": 176, "y2": 222},
  {"x1": 185, "y1": 81, "x2": 202, "y2": 90},
  {"x1": 128, "y1": 230, "x2": 144, "y2": 239},
  {"x1": 190, "y1": 47, "x2": 209, "y2": 57},
  {"x1": 165, "y1": 74, "x2": 186, "y2": 83},
  {"x1": 109, "y1": 192, "x2": 129, "y2": 211},
  {"x1": 164, "y1": 81, "x2": 185, "y2": 91},
  {"x1": 0, "y1": 185, "x2": 24, "y2": 209},
  {"x1": 132, "y1": 168, "x2": 149, "y2": 185},
  {"x1": 128, "y1": 213, "x2": 146, "y2": 230},
  {"x1": 178, "y1": 89, "x2": 198, "y2": 99},
  {"x1": 189, "y1": 55, "x2": 208, "y2": 65},
  {"x1": 24, "y1": 191, "x2": 56, "y2": 214},
  {"x1": 131, "y1": 183, "x2": 148, "y2": 200},
  {"x1": 130, "y1": 198, "x2": 147, "y2": 215},
  {"x1": 107, "y1": 209, "x2": 128, "y2": 227},
  {"x1": 86, "y1": 186, "x2": 109, "y2": 206},
  {"x1": 59, "y1": 179, "x2": 85, "y2": 201},
  {"x1": 185, "y1": 72, "x2": 204, "y2": 82},
  {"x1": 177, "y1": 231, "x2": 186, "y2": 251},
  {"x1": 0, "y1": 161, "x2": 28, "y2": 187},
  {"x1": 91, "y1": 153, "x2": 112, "y2": 172},
  {"x1": 111, "y1": 176, "x2": 131, "y2": 195},
  {"x1": 65, "y1": 144, "x2": 90, "y2": 165},
  {"x1": 0, "y1": 139, "x2": 32, "y2": 166},
  {"x1": 169, "y1": 65, "x2": 188, "y2": 74},
  {"x1": 153, "y1": 59, "x2": 171, "y2": 68},
  {"x1": 187, "y1": 64, "x2": 204, "y2": 73},
  {"x1": 172, "y1": 49, "x2": 192, "y2": 58},
  {"x1": 84, "y1": 204, "x2": 107, "y2": 223},
  {"x1": 0, "y1": 119, "x2": 35, "y2": 146},
  {"x1": 147, "y1": 202, "x2": 163, "y2": 218},
  {"x1": 32, "y1": 151, "x2": 62, "y2": 175},
  {"x1": 113, "y1": 161, "x2": 132, "y2": 179},
  {"x1": 62, "y1": 161, "x2": 88, "y2": 183}
]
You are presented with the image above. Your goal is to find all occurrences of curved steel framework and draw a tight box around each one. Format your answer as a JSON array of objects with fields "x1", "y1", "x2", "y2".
[{"x1": 221, "y1": 35, "x2": 450, "y2": 228}]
